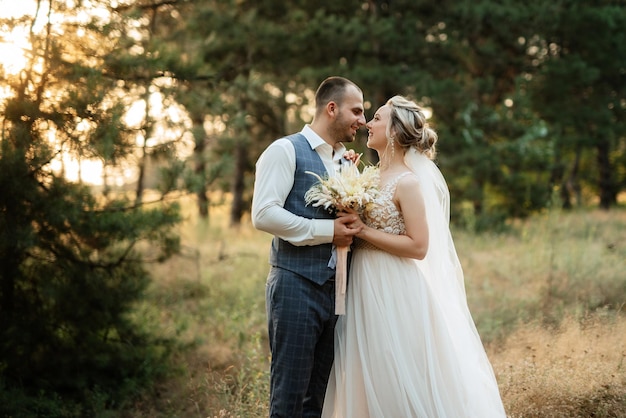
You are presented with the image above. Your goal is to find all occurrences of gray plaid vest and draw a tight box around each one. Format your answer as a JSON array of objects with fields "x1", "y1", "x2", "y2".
[{"x1": 269, "y1": 133, "x2": 336, "y2": 285}]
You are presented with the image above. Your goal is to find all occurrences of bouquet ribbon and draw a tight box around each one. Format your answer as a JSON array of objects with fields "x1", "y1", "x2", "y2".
[{"x1": 334, "y1": 246, "x2": 348, "y2": 315}]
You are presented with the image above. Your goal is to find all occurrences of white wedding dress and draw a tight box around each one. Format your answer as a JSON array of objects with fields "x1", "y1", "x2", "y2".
[{"x1": 322, "y1": 150, "x2": 507, "y2": 418}]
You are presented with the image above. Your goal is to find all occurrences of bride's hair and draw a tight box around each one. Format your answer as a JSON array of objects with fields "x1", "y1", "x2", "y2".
[{"x1": 386, "y1": 95, "x2": 438, "y2": 160}]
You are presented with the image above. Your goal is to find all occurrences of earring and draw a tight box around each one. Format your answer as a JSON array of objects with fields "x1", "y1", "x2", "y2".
[{"x1": 388, "y1": 136, "x2": 395, "y2": 158}]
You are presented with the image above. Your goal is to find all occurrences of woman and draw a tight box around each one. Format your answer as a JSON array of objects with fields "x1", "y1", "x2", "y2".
[{"x1": 322, "y1": 96, "x2": 507, "y2": 417}]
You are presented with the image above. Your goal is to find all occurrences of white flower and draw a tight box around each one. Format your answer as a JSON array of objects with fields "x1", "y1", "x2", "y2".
[{"x1": 304, "y1": 165, "x2": 380, "y2": 214}]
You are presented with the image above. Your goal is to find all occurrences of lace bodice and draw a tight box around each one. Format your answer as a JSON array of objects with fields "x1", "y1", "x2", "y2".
[{"x1": 355, "y1": 172, "x2": 412, "y2": 250}]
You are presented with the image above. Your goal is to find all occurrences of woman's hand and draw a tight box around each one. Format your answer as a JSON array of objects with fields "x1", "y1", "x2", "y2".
[{"x1": 343, "y1": 149, "x2": 362, "y2": 166}]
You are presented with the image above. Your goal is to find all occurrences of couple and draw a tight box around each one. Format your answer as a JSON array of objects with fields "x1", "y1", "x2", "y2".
[{"x1": 251, "y1": 76, "x2": 507, "y2": 418}]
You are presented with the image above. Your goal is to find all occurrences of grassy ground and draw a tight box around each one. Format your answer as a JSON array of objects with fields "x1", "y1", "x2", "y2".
[{"x1": 122, "y1": 202, "x2": 626, "y2": 417}]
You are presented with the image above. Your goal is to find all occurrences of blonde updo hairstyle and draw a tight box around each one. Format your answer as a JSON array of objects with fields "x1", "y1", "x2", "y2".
[{"x1": 386, "y1": 95, "x2": 438, "y2": 160}]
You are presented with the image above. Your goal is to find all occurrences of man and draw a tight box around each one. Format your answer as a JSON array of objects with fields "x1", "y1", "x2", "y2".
[{"x1": 251, "y1": 76, "x2": 366, "y2": 418}]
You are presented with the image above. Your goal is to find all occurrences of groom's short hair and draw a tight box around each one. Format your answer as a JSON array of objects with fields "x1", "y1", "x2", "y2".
[{"x1": 314, "y1": 76, "x2": 361, "y2": 115}]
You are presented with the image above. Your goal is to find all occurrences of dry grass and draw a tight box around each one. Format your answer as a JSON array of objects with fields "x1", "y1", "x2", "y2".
[
  {"x1": 122, "y1": 201, "x2": 626, "y2": 418},
  {"x1": 493, "y1": 315, "x2": 626, "y2": 417},
  {"x1": 460, "y1": 208, "x2": 626, "y2": 342}
]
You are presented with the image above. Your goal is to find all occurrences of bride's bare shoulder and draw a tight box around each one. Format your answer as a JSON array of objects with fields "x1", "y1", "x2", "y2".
[{"x1": 397, "y1": 172, "x2": 421, "y2": 188}]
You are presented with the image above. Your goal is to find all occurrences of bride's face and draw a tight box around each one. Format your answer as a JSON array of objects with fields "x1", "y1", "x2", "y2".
[{"x1": 365, "y1": 104, "x2": 391, "y2": 154}]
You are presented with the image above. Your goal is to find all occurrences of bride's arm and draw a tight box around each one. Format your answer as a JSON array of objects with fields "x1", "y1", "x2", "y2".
[{"x1": 355, "y1": 175, "x2": 429, "y2": 260}]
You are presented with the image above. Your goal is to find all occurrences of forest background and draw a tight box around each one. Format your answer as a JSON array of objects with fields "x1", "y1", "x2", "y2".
[{"x1": 0, "y1": 0, "x2": 624, "y2": 417}]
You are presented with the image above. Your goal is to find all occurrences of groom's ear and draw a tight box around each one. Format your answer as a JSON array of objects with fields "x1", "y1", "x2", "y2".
[{"x1": 327, "y1": 101, "x2": 338, "y2": 117}]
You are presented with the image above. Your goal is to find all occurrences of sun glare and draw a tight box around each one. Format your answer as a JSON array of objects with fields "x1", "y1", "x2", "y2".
[
  {"x1": 0, "y1": 30, "x2": 29, "y2": 75},
  {"x1": 0, "y1": 0, "x2": 39, "y2": 75},
  {"x1": 1, "y1": 1, "x2": 195, "y2": 188}
]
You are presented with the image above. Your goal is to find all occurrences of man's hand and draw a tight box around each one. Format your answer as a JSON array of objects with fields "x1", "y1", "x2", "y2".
[{"x1": 333, "y1": 213, "x2": 362, "y2": 247}]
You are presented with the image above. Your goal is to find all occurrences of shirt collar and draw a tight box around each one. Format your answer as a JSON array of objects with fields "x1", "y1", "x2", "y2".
[{"x1": 301, "y1": 125, "x2": 347, "y2": 157}]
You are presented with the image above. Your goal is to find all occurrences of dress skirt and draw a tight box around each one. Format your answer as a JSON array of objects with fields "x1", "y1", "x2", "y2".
[{"x1": 322, "y1": 247, "x2": 507, "y2": 418}]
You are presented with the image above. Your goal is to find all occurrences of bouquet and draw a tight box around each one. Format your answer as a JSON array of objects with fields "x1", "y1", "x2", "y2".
[
  {"x1": 304, "y1": 164, "x2": 381, "y2": 215},
  {"x1": 304, "y1": 163, "x2": 380, "y2": 314}
]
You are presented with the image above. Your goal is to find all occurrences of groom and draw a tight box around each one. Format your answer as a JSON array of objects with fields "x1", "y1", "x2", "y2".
[{"x1": 251, "y1": 76, "x2": 366, "y2": 417}]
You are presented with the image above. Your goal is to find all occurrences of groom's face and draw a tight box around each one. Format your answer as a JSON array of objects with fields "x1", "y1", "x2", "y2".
[{"x1": 330, "y1": 85, "x2": 366, "y2": 144}]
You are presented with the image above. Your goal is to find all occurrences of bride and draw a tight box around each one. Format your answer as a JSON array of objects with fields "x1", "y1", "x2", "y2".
[{"x1": 322, "y1": 96, "x2": 507, "y2": 417}]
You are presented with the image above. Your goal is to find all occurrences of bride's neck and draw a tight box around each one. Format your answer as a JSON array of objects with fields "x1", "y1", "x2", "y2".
[{"x1": 378, "y1": 153, "x2": 406, "y2": 174}]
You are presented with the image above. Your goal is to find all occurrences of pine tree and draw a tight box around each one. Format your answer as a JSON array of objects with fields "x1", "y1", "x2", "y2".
[{"x1": 0, "y1": 1, "x2": 180, "y2": 412}]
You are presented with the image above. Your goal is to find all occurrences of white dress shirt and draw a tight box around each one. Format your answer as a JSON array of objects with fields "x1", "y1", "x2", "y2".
[{"x1": 251, "y1": 125, "x2": 347, "y2": 246}]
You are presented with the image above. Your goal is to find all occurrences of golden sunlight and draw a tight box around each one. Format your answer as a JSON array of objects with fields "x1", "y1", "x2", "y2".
[
  {"x1": 0, "y1": 1, "x2": 114, "y2": 186},
  {"x1": 0, "y1": 30, "x2": 29, "y2": 75},
  {"x1": 0, "y1": 0, "x2": 39, "y2": 76},
  {"x1": 0, "y1": 1, "x2": 196, "y2": 187}
]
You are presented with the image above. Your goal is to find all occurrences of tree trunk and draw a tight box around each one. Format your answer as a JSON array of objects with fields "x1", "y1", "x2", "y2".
[
  {"x1": 230, "y1": 141, "x2": 247, "y2": 226},
  {"x1": 596, "y1": 138, "x2": 616, "y2": 210},
  {"x1": 0, "y1": 248, "x2": 17, "y2": 320},
  {"x1": 135, "y1": 93, "x2": 153, "y2": 207},
  {"x1": 192, "y1": 116, "x2": 209, "y2": 219},
  {"x1": 135, "y1": 141, "x2": 146, "y2": 206},
  {"x1": 196, "y1": 177, "x2": 209, "y2": 219},
  {"x1": 569, "y1": 149, "x2": 582, "y2": 208}
]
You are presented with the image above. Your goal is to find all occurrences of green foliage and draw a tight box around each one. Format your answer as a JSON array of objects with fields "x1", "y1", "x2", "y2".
[
  {"x1": 138, "y1": 0, "x2": 625, "y2": 225},
  {"x1": 529, "y1": 0, "x2": 626, "y2": 208},
  {"x1": 1, "y1": 0, "x2": 624, "y2": 226},
  {"x1": 0, "y1": 2, "x2": 183, "y2": 415},
  {"x1": 0, "y1": 175, "x2": 181, "y2": 415}
]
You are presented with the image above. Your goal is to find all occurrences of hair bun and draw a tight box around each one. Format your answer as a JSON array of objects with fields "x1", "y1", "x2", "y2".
[{"x1": 387, "y1": 95, "x2": 438, "y2": 160}]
